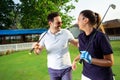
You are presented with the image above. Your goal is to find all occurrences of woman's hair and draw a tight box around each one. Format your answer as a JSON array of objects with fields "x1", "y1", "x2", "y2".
[
  {"x1": 47, "y1": 12, "x2": 59, "y2": 22},
  {"x1": 80, "y1": 10, "x2": 101, "y2": 26}
]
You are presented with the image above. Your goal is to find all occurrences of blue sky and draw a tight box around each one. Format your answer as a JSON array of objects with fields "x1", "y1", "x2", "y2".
[{"x1": 14, "y1": 0, "x2": 120, "y2": 24}]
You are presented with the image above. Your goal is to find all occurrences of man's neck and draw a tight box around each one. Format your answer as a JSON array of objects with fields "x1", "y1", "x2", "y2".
[{"x1": 49, "y1": 28, "x2": 61, "y2": 34}]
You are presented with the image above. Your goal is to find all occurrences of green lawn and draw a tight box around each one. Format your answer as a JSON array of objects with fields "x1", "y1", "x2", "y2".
[{"x1": 0, "y1": 41, "x2": 120, "y2": 80}]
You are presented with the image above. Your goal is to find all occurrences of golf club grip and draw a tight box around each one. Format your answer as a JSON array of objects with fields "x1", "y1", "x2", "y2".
[
  {"x1": 30, "y1": 48, "x2": 35, "y2": 53},
  {"x1": 29, "y1": 41, "x2": 39, "y2": 53},
  {"x1": 29, "y1": 31, "x2": 47, "y2": 53},
  {"x1": 79, "y1": 59, "x2": 83, "y2": 63},
  {"x1": 29, "y1": 40, "x2": 40, "y2": 53}
]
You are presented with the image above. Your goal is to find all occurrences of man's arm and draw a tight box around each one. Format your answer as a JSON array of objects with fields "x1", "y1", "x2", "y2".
[
  {"x1": 69, "y1": 39, "x2": 79, "y2": 47},
  {"x1": 92, "y1": 54, "x2": 114, "y2": 67}
]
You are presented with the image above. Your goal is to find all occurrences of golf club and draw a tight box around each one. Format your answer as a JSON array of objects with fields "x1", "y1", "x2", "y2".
[
  {"x1": 80, "y1": 4, "x2": 116, "y2": 63},
  {"x1": 29, "y1": 31, "x2": 47, "y2": 54}
]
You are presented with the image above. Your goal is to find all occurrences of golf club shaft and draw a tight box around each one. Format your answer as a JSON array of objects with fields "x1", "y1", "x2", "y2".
[{"x1": 30, "y1": 31, "x2": 47, "y2": 53}]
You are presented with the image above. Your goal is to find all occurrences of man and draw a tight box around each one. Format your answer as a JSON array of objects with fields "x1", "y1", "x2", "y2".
[{"x1": 33, "y1": 12, "x2": 78, "y2": 80}]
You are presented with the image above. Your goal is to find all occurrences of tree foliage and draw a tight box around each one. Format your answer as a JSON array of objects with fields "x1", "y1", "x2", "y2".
[
  {"x1": 20, "y1": 0, "x2": 78, "y2": 29},
  {"x1": 0, "y1": 0, "x2": 79, "y2": 29},
  {"x1": 0, "y1": 0, "x2": 14, "y2": 29}
]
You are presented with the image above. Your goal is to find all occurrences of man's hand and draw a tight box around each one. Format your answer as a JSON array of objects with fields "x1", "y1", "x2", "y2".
[
  {"x1": 80, "y1": 51, "x2": 92, "y2": 64},
  {"x1": 32, "y1": 43, "x2": 41, "y2": 55}
]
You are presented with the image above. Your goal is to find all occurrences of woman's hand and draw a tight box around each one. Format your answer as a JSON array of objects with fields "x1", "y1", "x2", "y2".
[{"x1": 72, "y1": 61, "x2": 77, "y2": 71}]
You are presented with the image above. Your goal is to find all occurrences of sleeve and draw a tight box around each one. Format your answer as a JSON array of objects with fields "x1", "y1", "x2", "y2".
[
  {"x1": 38, "y1": 32, "x2": 47, "y2": 47},
  {"x1": 99, "y1": 34, "x2": 113, "y2": 55},
  {"x1": 66, "y1": 29, "x2": 75, "y2": 41}
]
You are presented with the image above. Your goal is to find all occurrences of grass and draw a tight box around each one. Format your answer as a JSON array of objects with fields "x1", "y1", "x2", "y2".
[
  {"x1": 110, "y1": 40, "x2": 120, "y2": 79},
  {"x1": 0, "y1": 40, "x2": 120, "y2": 80}
]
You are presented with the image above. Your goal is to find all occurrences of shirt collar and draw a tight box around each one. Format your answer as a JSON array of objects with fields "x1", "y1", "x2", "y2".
[
  {"x1": 48, "y1": 29, "x2": 62, "y2": 36},
  {"x1": 83, "y1": 28, "x2": 96, "y2": 37}
]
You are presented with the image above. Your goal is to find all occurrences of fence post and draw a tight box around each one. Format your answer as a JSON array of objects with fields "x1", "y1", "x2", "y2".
[{"x1": 16, "y1": 44, "x2": 17, "y2": 51}]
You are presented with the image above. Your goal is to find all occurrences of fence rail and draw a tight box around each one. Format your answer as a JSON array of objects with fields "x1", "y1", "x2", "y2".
[
  {"x1": 0, "y1": 36, "x2": 120, "y2": 53},
  {"x1": 109, "y1": 36, "x2": 120, "y2": 40},
  {"x1": 0, "y1": 42, "x2": 35, "y2": 52}
]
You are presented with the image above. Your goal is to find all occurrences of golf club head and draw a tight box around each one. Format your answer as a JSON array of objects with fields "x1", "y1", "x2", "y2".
[{"x1": 110, "y1": 4, "x2": 116, "y2": 9}]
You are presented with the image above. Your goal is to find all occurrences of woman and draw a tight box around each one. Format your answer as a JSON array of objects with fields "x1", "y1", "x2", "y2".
[{"x1": 72, "y1": 10, "x2": 114, "y2": 80}]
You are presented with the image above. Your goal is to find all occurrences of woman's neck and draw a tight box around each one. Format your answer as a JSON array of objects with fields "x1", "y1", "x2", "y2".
[{"x1": 84, "y1": 26, "x2": 93, "y2": 36}]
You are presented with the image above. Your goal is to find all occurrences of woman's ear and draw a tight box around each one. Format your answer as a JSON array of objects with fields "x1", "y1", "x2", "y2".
[
  {"x1": 84, "y1": 17, "x2": 89, "y2": 23},
  {"x1": 82, "y1": 17, "x2": 89, "y2": 24}
]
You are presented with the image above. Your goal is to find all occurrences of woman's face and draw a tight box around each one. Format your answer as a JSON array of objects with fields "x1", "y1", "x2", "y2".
[{"x1": 77, "y1": 14, "x2": 86, "y2": 31}]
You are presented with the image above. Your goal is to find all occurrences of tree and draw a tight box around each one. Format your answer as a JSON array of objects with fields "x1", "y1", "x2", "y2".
[
  {"x1": 0, "y1": 0, "x2": 14, "y2": 29},
  {"x1": 19, "y1": 0, "x2": 79, "y2": 29},
  {"x1": 10, "y1": 3, "x2": 21, "y2": 29}
]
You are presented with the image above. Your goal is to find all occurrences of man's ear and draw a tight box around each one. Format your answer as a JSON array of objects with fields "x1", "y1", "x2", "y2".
[{"x1": 48, "y1": 21, "x2": 52, "y2": 25}]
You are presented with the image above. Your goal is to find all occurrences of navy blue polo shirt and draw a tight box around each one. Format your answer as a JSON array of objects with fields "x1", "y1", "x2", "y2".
[{"x1": 78, "y1": 28, "x2": 113, "y2": 80}]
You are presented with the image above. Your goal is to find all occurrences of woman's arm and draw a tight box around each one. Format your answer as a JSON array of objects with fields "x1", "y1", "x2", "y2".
[
  {"x1": 92, "y1": 54, "x2": 114, "y2": 67},
  {"x1": 72, "y1": 54, "x2": 80, "y2": 70}
]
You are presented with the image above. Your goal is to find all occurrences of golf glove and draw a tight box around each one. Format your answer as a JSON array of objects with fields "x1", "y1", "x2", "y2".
[{"x1": 80, "y1": 51, "x2": 92, "y2": 64}]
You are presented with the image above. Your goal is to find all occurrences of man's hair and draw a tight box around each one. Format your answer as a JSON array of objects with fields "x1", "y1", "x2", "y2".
[{"x1": 47, "y1": 12, "x2": 59, "y2": 22}]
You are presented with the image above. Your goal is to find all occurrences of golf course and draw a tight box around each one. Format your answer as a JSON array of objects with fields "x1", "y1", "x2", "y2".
[{"x1": 0, "y1": 40, "x2": 120, "y2": 80}]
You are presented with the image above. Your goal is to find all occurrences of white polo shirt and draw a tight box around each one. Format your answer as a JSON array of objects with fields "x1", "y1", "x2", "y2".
[{"x1": 39, "y1": 29, "x2": 74, "y2": 69}]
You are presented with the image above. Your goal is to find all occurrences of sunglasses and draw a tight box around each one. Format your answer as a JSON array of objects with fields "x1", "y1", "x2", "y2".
[{"x1": 56, "y1": 22, "x2": 62, "y2": 25}]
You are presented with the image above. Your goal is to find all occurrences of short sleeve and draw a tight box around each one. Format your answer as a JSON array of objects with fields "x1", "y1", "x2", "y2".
[
  {"x1": 99, "y1": 34, "x2": 113, "y2": 55},
  {"x1": 39, "y1": 32, "x2": 47, "y2": 47},
  {"x1": 65, "y1": 29, "x2": 75, "y2": 41}
]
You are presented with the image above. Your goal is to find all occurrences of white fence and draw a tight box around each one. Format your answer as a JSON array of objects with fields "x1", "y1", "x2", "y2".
[
  {"x1": 0, "y1": 42, "x2": 35, "y2": 52},
  {"x1": 109, "y1": 36, "x2": 120, "y2": 40},
  {"x1": 0, "y1": 36, "x2": 120, "y2": 52}
]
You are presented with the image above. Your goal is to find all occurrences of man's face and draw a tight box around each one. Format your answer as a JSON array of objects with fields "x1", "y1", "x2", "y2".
[{"x1": 49, "y1": 16, "x2": 62, "y2": 31}]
